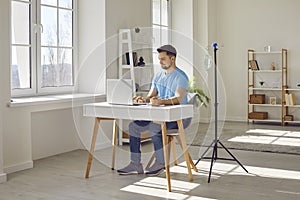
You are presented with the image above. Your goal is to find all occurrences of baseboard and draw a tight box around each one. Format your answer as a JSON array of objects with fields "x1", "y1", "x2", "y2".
[
  {"x1": 4, "y1": 161, "x2": 33, "y2": 174},
  {"x1": 95, "y1": 142, "x2": 111, "y2": 151},
  {"x1": 0, "y1": 173, "x2": 7, "y2": 183},
  {"x1": 225, "y1": 117, "x2": 248, "y2": 122},
  {"x1": 199, "y1": 117, "x2": 210, "y2": 123}
]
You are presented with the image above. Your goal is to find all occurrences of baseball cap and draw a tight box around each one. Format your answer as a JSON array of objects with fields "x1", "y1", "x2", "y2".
[{"x1": 157, "y1": 44, "x2": 177, "y2": 57}]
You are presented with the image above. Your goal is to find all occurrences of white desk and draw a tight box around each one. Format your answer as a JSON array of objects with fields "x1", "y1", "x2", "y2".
[{"x1": 83, "y1": 102, "x2": 195, "y2": 192}]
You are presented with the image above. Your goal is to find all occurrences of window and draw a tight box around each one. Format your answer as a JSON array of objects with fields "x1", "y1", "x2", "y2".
[
  {"x1": 152, "y1": 0, "x2": 170, "y2": 65},
  {"x1": 11, "y1": 0, "x2": 76, "y2": 97}
]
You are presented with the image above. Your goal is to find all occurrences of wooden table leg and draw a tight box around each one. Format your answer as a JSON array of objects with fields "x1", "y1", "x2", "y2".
[
  {"x1": 177, "y1": 120, "x2": 193, "y2": 181},
  {"x1": 85, "y1": 118, "x2": 101, "y2": 178},
  {"x1": 170, "y1": 137, "x2": 178, "y2": 165},
  {"x1": 111, "y1": 119, "x2": 117, "y2": 170},
  {"x1": 161, "y1": 122, "x2": 171, "y2": 192}
]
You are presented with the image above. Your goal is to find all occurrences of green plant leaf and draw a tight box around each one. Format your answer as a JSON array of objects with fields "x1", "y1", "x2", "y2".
[{"x1": 188, "y1": 77, "x2": 210, "y2": 107}]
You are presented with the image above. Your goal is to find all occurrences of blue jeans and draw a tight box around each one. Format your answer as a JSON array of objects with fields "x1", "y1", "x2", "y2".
[{"x1": 128, "y1": 118, "x2": 191, "y2": 164}]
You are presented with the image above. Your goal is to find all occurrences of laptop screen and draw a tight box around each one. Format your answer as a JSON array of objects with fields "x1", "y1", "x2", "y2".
[{"x1": 106, "y1": 79, "x2": 134, "y2": 105}]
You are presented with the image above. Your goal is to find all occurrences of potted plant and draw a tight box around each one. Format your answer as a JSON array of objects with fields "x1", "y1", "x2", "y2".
[{"x1": 188, "y1": 77, "x2": 210, "y2": 107}]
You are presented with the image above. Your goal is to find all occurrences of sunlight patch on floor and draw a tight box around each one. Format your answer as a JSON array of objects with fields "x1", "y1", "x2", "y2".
[
  {"x1": 246, "y1": 129, "x2": 300, "y2": 138},
  {"x1": 121, "y1": 160, "x2": 300, "y2": 199},
  {"x1": 228, "y1": 135, "x2": 300, "y2": 146},
  {"x1": 120, "y1": 177, "x2": 216, "y2": 200},
  {"x1": 246, "y1": 129, "x2": 289, "y2": 136},
  {"x1": 195, "y1": 160, "x2": 300, "y2": 180}
]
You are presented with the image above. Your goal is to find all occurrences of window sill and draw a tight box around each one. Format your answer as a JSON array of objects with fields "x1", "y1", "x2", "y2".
[{"x1": 9, "y1": 93, "x2": 105, "y2": 108}]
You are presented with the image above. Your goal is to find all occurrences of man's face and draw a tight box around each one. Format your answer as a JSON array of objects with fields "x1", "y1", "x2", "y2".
[{"x1": 158, "y1": 52, "x2": 175, "y2": 70}]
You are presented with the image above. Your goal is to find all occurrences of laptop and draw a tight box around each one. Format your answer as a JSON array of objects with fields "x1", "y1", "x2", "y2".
[{"x1": 106, "y1": 79, "x2": 147, "y2": 105}]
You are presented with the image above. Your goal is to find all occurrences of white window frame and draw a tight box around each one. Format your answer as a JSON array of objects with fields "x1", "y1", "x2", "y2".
[
  {"x1": 152, "y1": 0, "x2": 171, "y2": 63},
  {"x1": 11, "y1": 0, "x2": 77, "y2": 97}
]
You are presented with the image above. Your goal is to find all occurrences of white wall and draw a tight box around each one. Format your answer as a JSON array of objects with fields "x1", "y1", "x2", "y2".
[
  {"x1": 0, "y1": 0, "x2": 9, "y2": 183},
  {"x1": 215, "y1": 0, "x2": 300, "y2": 121},
  {"x1": 31, "y1": 109, "x2": 81, "y2": 160},
  {"x1": 172, "y1": 0, "x2": 214, "y2": 122},
  {"x1": 0, "y1": 0, "x2": 152, "y2": 175},
  {"x1": 77, "y1": 0, "x2": 106, "y2": 94},
  {"x1": 171, "y1": 0, "x2": 194, "y2": 78},
  {"x1": 105, "y1": 0, "x2": 152, "y2": 79},
  {"x1": 0, "y1": 0, "x2": 106, "y2": 175},
  {"x1": 192, "y1": 0, "x2": 212, "y2": 122}
]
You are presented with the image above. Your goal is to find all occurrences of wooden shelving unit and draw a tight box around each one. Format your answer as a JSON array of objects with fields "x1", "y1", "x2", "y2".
[{"x1": 247, "y1": 49, "x2": 290, "y2": 125}]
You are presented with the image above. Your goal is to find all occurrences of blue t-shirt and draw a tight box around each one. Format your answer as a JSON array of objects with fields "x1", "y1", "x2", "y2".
[{"x1": 151, "y1": 67, "x2": 189, "y2": 104}]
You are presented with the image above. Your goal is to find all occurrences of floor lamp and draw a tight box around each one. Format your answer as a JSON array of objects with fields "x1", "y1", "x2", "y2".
[{"x1": 195, "y1": 43, "x2": 248, "y2": 183}]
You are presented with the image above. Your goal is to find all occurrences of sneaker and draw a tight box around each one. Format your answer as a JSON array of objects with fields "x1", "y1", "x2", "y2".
[
  {"x1": 117, "y1": 162, "x2": 144, "y2": 175},
  {"x1": 145, "y1": 161, "x2": 165, "y2": 175}
]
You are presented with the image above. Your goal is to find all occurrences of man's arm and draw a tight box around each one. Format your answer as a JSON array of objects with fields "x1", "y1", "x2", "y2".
[
  {"x1": 150, "y1": 88, "x2": 186, "y2": 105},
  {"x1": 145, "y1": 88, "x2": 158, "y2": 102}
]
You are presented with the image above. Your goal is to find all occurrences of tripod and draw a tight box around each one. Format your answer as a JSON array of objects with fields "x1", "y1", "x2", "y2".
[{"x1": 195, "y1": 43, "x2": 248, "y2": 183}]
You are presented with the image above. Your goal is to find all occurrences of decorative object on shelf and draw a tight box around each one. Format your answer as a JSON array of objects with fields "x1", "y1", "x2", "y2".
[
  {"x1": 259, "y1": 81, "x2": 265, "y2": 88},
  {"x1": 248, "y1": 112, "x2": 268, "y2": 119},
  {"x1": 137, "y1": 56, "x2": 145, "y2": 67},
  {"x1": 284, "y1": 115, "x2": 294, "y2": 121},
  {"x1": 249, "y1": 60, "x2": 259, "y2": 70},
  {"x1": 134, "y1": 27, "x2": 140, "y2": 33},
  {"x1": 264, "y1": 45, "x2": 271, "y2": 52},
  {"x1": 250, "y1": 94, "x2": 265, "y2": 104},
  {"x1": 271, "y1": 62, "x2": 276, "y2": 70},
  {"x1": 269, "y1": 97, "x2": 276, "y2": 105}
]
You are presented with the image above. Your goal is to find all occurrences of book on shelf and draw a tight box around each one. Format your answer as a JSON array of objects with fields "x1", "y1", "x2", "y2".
[
  {"x1": 125, "y1": 52, "x2": 138, "y2": 66},
  {"x1": 285, "y1": 93, "x2": 296, "y2": 105},
  {"x1": 290, "y1": 93, "x2": 296, "y2": 105},
  {"x1": 249, "y1": 60, "x2": 259, "y2": 70},
  {"x1": 285, "y1": 93, "x2": 290, "y2": 105}
]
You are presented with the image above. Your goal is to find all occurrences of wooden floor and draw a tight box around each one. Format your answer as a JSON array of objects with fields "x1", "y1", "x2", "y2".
[{"x1": 0, "y1": 122, "x2": 300, "y2": 200}]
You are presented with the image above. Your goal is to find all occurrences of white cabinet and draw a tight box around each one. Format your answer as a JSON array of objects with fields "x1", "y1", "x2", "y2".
[
  {"x1": 118, "y1": 29, "x2": 154, "y2": 97},
  {"x1": 118, "y1": 29, "x2": 154, "y2": 144}
]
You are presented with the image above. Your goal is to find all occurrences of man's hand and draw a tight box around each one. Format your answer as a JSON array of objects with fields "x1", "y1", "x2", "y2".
[
  {"x1": 150, "y1": 97, "x2": 162, "y2": 106},
  {"x1": 133, "y1": 96, "x2": 146, "y2": 103}
]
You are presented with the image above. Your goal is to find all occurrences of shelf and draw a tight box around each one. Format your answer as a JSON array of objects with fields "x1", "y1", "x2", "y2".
[
  {"x1": 250, "y1": 88, "x2": 282, "y2": 91},
  {"x1": 250, "y1": 70, "x2": 282, "y2": 73},
  {"x1": 284, "y1": 105, "x2": 300, "y2": 108},
  {"x1": 249, "y1": 104, "x2": 281, "y2": 107},
  {"x1": 249, "y1": 51, "x2": 282, "y2": 54},
  {"x1": 284, "y1": 120, "x2": 300, "y2": 124},
  {"x1": 285, "y1": 88, "x2": 300, "y2": 91},
  {"x1": 249, "y1": 119, "x2": 281, "y2": 123},
  {"x1": 122, "y1": 65, "x2": 153, "y2": 69}
]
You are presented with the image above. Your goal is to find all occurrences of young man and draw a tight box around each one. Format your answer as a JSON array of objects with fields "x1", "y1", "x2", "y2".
[{"x1": 117, "y1": 44, "x2": 191, "y2": 175}]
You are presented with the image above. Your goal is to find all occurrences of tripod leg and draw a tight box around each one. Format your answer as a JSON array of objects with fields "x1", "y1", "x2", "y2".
[
  {"x1": 218, "y1": 141, "x2": 248, "y2": 173},
  {"x1": 195, "y1": 140, "x2": 214, "y2": 166},
  {"x1": 208, "y1": 143, "x2": 217, "y2": 183}
]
